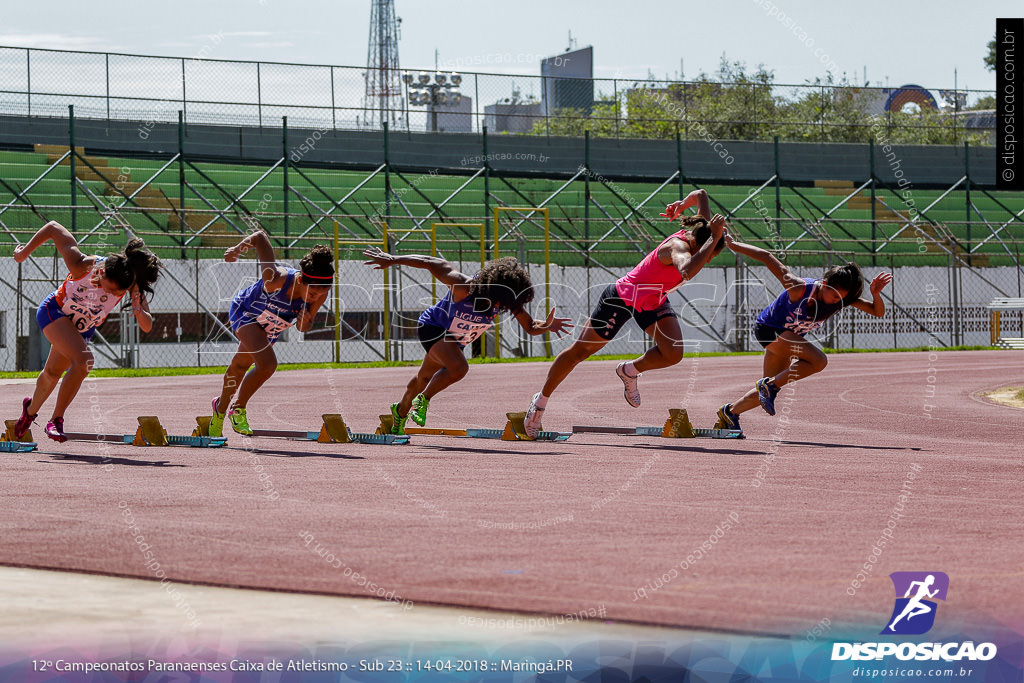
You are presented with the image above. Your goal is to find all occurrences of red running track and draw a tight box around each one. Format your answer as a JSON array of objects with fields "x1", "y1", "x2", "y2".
[{"x1": 1, "y1": 350, "x2": 1021, "y2": 636}]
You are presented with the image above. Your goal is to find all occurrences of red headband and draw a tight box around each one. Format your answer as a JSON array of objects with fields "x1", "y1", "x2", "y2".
[{"x1": 301, "y1": 270, "x2": 334, "y2": 281}]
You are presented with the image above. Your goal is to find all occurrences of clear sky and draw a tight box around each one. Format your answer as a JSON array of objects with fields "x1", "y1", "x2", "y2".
[{"x1": 0, "y1": 0, "x2": 1015, "y2": 92}]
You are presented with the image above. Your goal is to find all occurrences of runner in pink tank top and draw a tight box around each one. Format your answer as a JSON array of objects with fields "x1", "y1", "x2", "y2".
[
  {"x1": 523, "y1": 189, "x2": 729, "y2": 437},
  {"x1": 11, "y1": 221, "x2": 161, "y2": 443}
]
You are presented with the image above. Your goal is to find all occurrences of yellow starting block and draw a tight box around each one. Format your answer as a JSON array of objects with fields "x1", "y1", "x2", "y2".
[
  {"x1": 195, "y1": 414, "x2": 407, "y2": 445},
  {"x1": 3, "y1": 419, "x2": 33, "y2": 443}
]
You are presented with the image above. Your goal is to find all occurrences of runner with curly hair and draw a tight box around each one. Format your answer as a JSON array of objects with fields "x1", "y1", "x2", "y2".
[{"x1": 362, "y1": 248, "x2": 573, "y2": 435}]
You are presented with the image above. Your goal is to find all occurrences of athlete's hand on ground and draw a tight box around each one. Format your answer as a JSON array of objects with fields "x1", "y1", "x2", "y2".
[
  {"x1": 362, "y1": 246, "x2": 397, "y2": 269},
  {"x1": 660, "y1": 201, "x2": 687, "y2": 221},
  {"x1": 13, "y1": 244, "x2": 29, "y2": 263},
  {"x1": 541, "y1": 307, "x2": 574, "y2": 338},
  {"x1": 870, "y1": 272, "x2": 893, "y2": 296}
]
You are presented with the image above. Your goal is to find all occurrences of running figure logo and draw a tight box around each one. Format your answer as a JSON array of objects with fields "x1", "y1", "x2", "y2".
[{"x1": 881, "y1": 572, "x2": 949, "y2": 635}]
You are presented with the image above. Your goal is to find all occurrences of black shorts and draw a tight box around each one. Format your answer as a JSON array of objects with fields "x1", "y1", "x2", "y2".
[
  {"x1": 754, "y1": 323, "x2": 786, "y2": 349},
  {"x1": 417, "y1": 323, "x2": 448, "y2": 353},
  {"x1": 589, "y1": 283, "x2": 677, "y2": 341}
]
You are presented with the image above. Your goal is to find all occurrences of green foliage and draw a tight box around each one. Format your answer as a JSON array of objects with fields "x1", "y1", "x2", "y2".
[
  {"x1": 985, "y1": 36, "x2": 996, "y2": 72},
  {"x1": 531, "y1": 58, "x2": 993, "y2": 145}
]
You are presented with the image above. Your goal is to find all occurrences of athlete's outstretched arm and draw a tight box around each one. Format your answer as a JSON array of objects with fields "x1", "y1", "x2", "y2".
[
  {"x1": 661, "y1": 188, "x2": 710, "y2": 221},
  {"x1": 362, "y1": 247, "x2": 472, "y2": 287},
  {"x1": 667, "y1": 213, "x2": 726, "y2": 282},
  {"x1": 225, "y1": 230, "x2": 286, "y2": 287},
  {"x1": 513, "y1": 306, "x2": 574, "y2": 338},
  {"x1": 724, "y1": 233, "x2": 804, "y2": 292},
  {"x1": 14, "y1": 220, "x2": 91, "y2": 278},
  {"x1": 849, "y1": 272, "x2": 892, "y2": 318}
]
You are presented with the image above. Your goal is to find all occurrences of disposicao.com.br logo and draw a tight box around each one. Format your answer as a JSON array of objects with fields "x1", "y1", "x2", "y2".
[{"x1": 831, "y1": 572, "x2": 998, "y2": 662}]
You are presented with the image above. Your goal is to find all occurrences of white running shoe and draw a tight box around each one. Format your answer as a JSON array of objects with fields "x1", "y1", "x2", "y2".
[
  {"x1": 524, "y1": 392, "x2": 544, "y2": 438},
  {"x1": 616, "y1": 362, "x2": 641, "y2": 407}
]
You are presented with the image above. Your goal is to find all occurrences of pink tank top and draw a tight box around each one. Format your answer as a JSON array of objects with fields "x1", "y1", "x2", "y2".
[
  {"x1": 53, "y1": 258, "x2": 125, "y2": 332},
  {"x1": 614, "y1": 229, "x2": 695, "y2": 311}
]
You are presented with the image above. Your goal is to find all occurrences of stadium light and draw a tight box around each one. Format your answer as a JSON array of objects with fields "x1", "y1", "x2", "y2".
[{"x1": 404, "y1": 70, "x2": 463, "y2": 131}]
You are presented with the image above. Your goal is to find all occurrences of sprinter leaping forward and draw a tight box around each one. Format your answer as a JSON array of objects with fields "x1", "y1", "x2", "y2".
[{"x1": 524, "y1": 189, "x2": 728, "y2": 438}]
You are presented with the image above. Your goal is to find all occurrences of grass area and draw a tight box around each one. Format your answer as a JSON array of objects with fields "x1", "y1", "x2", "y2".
[
  {"x1": 0, "y1": 346, "x2": 1001, "y2": 380},
  {"x1": 1016, "y1": 387, "x2": 1024, "y2": 403}
]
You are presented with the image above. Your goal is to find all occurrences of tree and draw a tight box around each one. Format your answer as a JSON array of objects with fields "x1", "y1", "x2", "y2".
[{"x1": 985, "y1": 36, "x2": 996, "y2": 71}]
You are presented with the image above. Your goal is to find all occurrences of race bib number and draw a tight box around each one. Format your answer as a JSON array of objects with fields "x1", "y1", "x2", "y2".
[
  {"x1": 447, "y1": 315, "x2": 492, "y2": 346},
  {"x1": 64, "y1": 301, "x2": 104, "y2": 331},
  {"x1": 786, "y1": 318, "x2": 823, "y2": 335},
  {"x1": 256, "y1": 308, "x2": 294, "y2": 336}
]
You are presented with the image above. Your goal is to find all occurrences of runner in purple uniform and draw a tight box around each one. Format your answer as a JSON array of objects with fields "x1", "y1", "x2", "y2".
[
  {"x1": 362, "y1": 247, "x2": 572, "y2": 435},
  {"x1": 209, "y1": 231, "x2": 334, "y2": 437},
  {"x1": 714, "y1": 233, "x2": 892, "y2": 436}
]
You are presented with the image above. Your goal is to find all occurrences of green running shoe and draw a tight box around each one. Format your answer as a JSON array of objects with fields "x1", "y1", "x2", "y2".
[
  {"x1": 390, "y1": 403, "x2": 409, "y2": 435},
  {"x1": 228, "y1": 405, "x2": 254, "y2": 435},
  {"x1": 410, "y1": 393, "x2": 430, "y2": 426},
  {"x1": 209, "y1": 397, "x2": 225, "y2": 437}
]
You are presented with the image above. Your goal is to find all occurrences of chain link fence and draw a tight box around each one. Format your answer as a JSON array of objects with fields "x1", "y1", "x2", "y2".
[{"x1": 0, "y1": 46, "x2": 997, "y2": 143}]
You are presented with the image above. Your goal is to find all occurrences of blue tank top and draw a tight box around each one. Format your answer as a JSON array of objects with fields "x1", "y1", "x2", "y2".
[
  {"x1": 419, "y1": 290, "x2": 499, "y2": 348},
  {"x1": 756, "y1": 278, "x2": 843, "y2": 337},
  {"x1": 232, "y1": 268, "x2": 307, "y2": 338}
]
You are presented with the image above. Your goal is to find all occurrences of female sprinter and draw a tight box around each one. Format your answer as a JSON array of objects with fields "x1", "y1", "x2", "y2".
[
  {"x1": 523, "y1": 189, "x2": 727, "y2": 438},
  {"x1": 209, "y1": 231, "x2": 334, "y2": 437},
  {"x1": 714, "y1": 233, "x2": 892, "y2": 435},
  {"x1": 12, "y1": 221, "x2": 161, "y2": 442},
  {"x1": 361, "y1": 248, "x2": 573, "y2": 435}
]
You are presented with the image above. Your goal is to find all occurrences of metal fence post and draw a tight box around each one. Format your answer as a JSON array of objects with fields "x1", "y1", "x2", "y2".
[
  {"x1": 69, "y1": 105, "x2": 77, "y2": 233},
  {"x1": 964, "y1": 141, "x2": 971, "y2": 253},
  {"x1": 383, "y1": 121, "x2": 391, "y2": 362},
  {"x1": 283, "y1": 116, "x2": 289, "y2": 257},
  {"x1": 105, "y1": 53, "x2": 111, "y2": 121},
  {"x1": 677, "y1": 132, "x2": 684, "y2": 200},
  {"x1": 869, "y1": 138, "x2": 876, "y2": 265},
  {"x1": 774, "y1": 136, "x2": 781, "y2": 229},
  {"x1": 330, "y1": 66, "x2": 336, "y2": 130},
  {"x1": 613, "y1": 79, "x2": 619, "y2": 138},
  {"x1": 178, "y1": 110, "x2": 186, "y2": 259},
  {"x1": 181, "y1": 58, "x2": 186, "y2": 125},
  {"x1": 890, "y1": 253, "x2": 897, "y2": 349},
  {"x1": 257, "y1": 62, "x2": 263, "y2": 129}
]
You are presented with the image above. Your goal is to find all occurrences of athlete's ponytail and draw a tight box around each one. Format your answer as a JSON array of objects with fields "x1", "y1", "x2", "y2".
[
  {"x1": 823, "y1": 262, "x2": 864, "y2": 306},
  {"x1": 684, "y1": 216, "x2": 724, "y2": 253},
  {"x1": 124, "y1": 238, "x2": 162, "y2": 299}
]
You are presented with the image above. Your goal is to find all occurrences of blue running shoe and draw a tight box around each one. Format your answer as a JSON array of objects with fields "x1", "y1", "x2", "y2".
[
  {"x1": 715, "y1": 404, "x2": 743, "y2": 434},
  {"x1": 756, "y1": 377, "x2": 780, "y2": 415}
]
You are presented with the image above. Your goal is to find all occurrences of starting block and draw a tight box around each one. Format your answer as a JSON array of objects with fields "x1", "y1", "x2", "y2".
[
  {"x1": 4, "y1": 417, "x2": 223, "y2": 449},
  {"x1": 2, "y1": 417, "x2": 37, "y2": 448},
  {"x1": 376, "y1": 412, "x2": 571, "y2": 442},
  {"x1": 65, "y1": 416, "x2": 227, "y2": 448},
  {"x1": 573, "y1": 409, "x2": 744, "y2": 440},
  {"x1": 1, "y1": 421, "x2": 38, "y2": 452},
  {"x1": 195, "y1": 414, "x2": 408, "y2": 446}
]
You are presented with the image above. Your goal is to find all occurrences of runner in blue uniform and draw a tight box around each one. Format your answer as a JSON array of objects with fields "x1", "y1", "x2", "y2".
[
  {"x1": 362, "y1": 247, "x2": 573, "y2": 435},
  {"x1": 714, "y1": 233, "x2": 892, "y2": 436},
  {"x1": 209, "y1": 231, "x2": 334, "y2": 437}
]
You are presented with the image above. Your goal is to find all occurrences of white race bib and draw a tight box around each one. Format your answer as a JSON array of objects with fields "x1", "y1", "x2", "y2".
[
  {"x1": 256, "y1": 308, "x2": 294, "y2": 336},
  {"x1": 447, "y1": 314, "x2": 492, "y2": 345}
]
